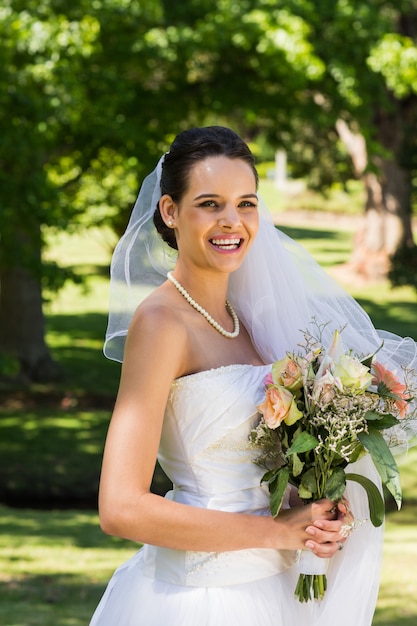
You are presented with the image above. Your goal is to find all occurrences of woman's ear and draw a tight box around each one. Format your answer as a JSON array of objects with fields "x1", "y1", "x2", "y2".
[{"x1": 159, "y1": 195, "x2": 177, "y2": 229}]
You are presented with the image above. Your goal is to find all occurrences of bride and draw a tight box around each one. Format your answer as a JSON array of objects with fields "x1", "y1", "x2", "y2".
[{"x1": 90, "y1": 126, "x2": 416, "y2": 625}]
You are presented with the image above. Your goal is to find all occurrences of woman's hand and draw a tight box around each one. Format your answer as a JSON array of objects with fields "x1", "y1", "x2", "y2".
[
  {"x1": 274, "y1": 498, "x2": 336, "y2": 552},
  {"x1": 305, "y1": 498, "x2": 354, "y2": 557}
]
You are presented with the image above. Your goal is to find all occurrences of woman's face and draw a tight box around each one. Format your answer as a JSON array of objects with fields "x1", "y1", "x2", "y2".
[{"x1": 164, "y1": 156, "x2": 259, "y2": 275}]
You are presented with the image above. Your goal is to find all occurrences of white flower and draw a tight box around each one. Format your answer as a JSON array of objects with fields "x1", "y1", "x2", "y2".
[
  {"x1": 333, "y1": 354, "x2": 373, "y2": 394},
  {"x1": 312, "y1": 370, "x2": 343, "y2": 404}
]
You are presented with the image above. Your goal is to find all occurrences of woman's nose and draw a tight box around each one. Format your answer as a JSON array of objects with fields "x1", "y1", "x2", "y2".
[{"x1": 218, "y1": 204, "x2": 241, "y2": 229}]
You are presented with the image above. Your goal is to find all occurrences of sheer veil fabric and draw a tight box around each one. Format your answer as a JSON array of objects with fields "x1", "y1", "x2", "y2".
[{"x1": 104, "y1": 155, "x2": 417, "y2": 448}]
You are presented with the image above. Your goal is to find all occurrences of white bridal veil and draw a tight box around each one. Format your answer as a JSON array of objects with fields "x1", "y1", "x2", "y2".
[{"x1": 104, "y1": 154, "x2": 417, "y2": 447}]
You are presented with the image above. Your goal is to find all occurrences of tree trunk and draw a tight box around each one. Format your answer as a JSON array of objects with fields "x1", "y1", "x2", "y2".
[
  {"x1": 0, "y1": 226, "x2": 60, "y2": 383},
  {"x1": 335, "y1": 118, "x2": 415, "y2": 281},
  {"x1": 350, "y1": 172, "x2": 391, "y2": 280}
]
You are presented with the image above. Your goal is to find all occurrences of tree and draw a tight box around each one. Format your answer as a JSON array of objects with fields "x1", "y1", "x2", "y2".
[
  {"x1": 272, "y1": 0, "x2": 417, "y2": 281},
  {"x1": 0, "y1": 1, "x2": 91, "y2": 381},
  {"x1": 1, "y1": 0, "x2": 319, "y2": 381},
  {"x1": 164, "y1": 1, "x2": 417, "y2": 283},
  {"x1": 2, "y1": 0, "x2": 416, "y2": 382},
  {"x1": 0, "y1": 0, "x2": 187, "y2": 381}
]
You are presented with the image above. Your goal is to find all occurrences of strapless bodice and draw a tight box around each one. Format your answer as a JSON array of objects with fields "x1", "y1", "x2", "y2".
[{"x1": 159, "y1": 363, "x2": 271, "y2": 510}]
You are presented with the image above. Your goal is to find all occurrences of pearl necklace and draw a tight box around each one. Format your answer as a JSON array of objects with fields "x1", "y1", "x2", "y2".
[{"x1": 167, "y1": 272, "x2": 240, "y2": 339}]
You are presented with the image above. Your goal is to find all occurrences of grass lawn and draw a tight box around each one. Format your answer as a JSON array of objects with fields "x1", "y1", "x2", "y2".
[
  {"x1": 1, "y1": 186, "x2": 416, "y2": 624},
  {"x1": 0, "y1": 505, "x2": 134, "y2": 626},
  {"x1": 0, "y1": 447, "x2": 416, "y2": 625}
]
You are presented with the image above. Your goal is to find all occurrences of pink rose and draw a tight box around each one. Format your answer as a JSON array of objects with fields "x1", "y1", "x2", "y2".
[
  {"x1": 271, "y1": 357, "x2": 303, "y2": 391},
  {"x1": 257, "y1": 385, "x2": 303, "y2": 428}
]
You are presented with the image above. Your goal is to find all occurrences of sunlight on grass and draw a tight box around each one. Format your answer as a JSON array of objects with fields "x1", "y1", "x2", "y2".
[
  {"x1": 0, "y1": 506, "x2": 134, "y2": 626},
  {"x1": 345, "y1": 282, "x2": 417, "y2": 341},
  {"x1": 44, "y1": 272, "x2": 152, "y2": 316},
  {"x1": 280, "y1": 223, "x2": 355, "y2": 268},
  {"x1": 44, "y1": 227, "x2": 116, "y2": 268},
  {"x1": 258, "y1": 179, "x2": 287, "y2": 213},
  {"x1": 44, "y1": 226, "x2": 116, "y2": 315},
  {"x1": 259, "y1": 178, "x2": 365, "y2": 215},
  {"x1": 397, "y1": 447, "x2": 417, "y2": 501},
  {"x1": 45, "y1": 278, "x2": 112, "y2": 315},
  {"x1": 375, "y1": 518, "x2": 417, "y2": 625}
]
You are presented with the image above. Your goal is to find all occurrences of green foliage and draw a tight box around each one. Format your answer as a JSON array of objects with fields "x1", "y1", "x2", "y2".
[
  {"x1": 1, "y1": 0, "x2": 417, "y2": 380},
  {"x1": 323, "y1": 466, "x2": 347, "y2": 501},
  {"x1": 358, "y1": 430, "x2": 403, "y2": 509},
  {"x1": 0, "y1": 0, "x2": 175, "y2": 277},
  {"x1": 368, "y1": 33, "x2": 417, "y2": 99},
  {"x1": 1, "y1": 0, "x2": 416, "y2": 251},
  {"x1": 346, "y1": 472, "x2": 386, "y2": 526},
  {"x1": 268, "y1": 466, "x2": 290, "y2": 517},
  {"x1": 0, "y1": 353, "x2": 20, "y2": 378}
]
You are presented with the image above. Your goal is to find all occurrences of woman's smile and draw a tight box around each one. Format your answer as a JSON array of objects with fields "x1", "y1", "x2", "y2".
[{"x1": 209, "y1": 236, "x2": 243, "y2": 252}]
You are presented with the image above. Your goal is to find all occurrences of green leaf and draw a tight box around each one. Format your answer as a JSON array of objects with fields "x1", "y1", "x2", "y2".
[
  {"x1": 292, "y1": 452, "x2": 304, "y2": 477},
  {"x1": 300, "y1": 467, "x2": 318, "y2": 494},
  {"x1": 298, "y1": 484, "x2": 313, "y2": 499},
  {"x1": 377, "y1": 382, "x2": 400, "y2": 400},
  {"x1": 269, "y1": 466, "x2": 290, "y2": 518},
  {"x1": 286, "y1": 431, "x2": 319, "y2": 456},
  {"x1": 358, "y1": 431, "x2": 402, "y2": 509},
  {"x1": 346, "y1": 472, "x2": 385, "y2": 527},
  {"x1": 365, "y1": 411, "x2": 399, "y2": 431},
  {"x1": 365, "y1": 411, "x2": 385, "y2": 421},
  {"x1": 323, "y1": 467, "x2": 346, "y2": 501},
  {"x1": 361, "y1": 342, "x2": 384, "y2": 369},
  {"x1": 346, "y1": 442, "x2": 367, "y2": 464},
  {"x1": 260, "y1": 468, "x2": 280, "y2": 485}
]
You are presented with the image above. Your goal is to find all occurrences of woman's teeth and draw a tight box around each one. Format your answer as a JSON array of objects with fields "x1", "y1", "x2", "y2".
[{"x1": 210, "y1": 238, "x2": 241, "y2": 250}]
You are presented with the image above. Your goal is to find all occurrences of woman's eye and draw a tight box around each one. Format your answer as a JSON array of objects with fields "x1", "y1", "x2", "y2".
[
  {"x1": 199, "y1": 200, "x2": 218, "y2": 208},
  {"x1": 239, "y1": 201, "x2": 258, "y2": 208}
]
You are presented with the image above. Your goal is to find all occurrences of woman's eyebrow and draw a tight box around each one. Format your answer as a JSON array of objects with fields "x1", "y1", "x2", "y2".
[{"x1": 193, "y1": 192, "x2": 258, "y2": 200}]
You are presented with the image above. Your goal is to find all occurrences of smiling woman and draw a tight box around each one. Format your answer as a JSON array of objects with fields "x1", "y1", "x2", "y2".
[
  {"x1": 157, "y1": 154, "x2": 259, "y2": 296},
  {"x1": 89, "y1": 126, "x2": 417, "y2": 626}
]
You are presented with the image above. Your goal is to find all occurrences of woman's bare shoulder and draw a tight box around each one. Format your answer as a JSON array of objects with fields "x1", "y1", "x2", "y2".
[
  {"x1": 131, "y1": 285, "x2": 186, "y2": 333},
  {"x1": 124, "y1": 286, "x2": 190, "y2": 378}
]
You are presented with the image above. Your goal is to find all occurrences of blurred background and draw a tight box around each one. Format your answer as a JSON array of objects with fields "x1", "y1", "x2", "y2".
[{"x1": 0, "y1": 1, "x2": 416, "y2": 624}]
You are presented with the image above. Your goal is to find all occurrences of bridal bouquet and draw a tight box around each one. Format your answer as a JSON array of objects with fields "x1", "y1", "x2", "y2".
[{"x1": 251, "y1": 322, "x2": 416, "y2": 603}]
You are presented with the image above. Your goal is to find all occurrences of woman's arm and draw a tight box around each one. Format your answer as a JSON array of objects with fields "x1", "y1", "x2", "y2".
[{"x1": 98, "y1": 303, "x2": 344, "y2": 558}]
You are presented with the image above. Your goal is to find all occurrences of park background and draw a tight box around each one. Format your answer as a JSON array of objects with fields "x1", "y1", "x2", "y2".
[{"x1": 0, "y1": 2, "x2": 417, "y2": 625}]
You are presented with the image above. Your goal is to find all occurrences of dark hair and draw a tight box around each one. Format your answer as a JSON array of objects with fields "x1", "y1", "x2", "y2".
[{"x1": 153, "y1": 126, "x2": 258, "y2": 250}]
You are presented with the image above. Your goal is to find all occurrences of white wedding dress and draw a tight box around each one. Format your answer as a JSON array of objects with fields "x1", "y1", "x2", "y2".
[{"x1": 90, "y1": 364, "x2": 383, "y2": 626}]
